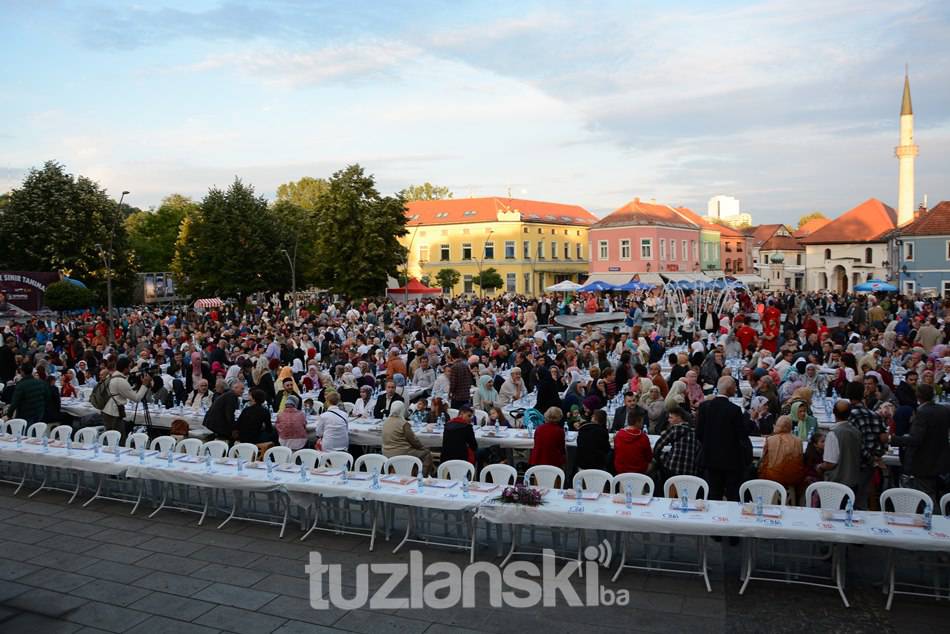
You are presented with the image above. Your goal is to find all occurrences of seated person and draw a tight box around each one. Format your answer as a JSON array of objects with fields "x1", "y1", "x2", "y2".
[{"x1": 381, "y1": 401, "x2": 433, "y2": 475}]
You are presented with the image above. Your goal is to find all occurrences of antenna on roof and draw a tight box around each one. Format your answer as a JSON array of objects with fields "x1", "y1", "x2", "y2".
[{"x1": 507, "y1": 186, "x2": 511, "y2": 198}]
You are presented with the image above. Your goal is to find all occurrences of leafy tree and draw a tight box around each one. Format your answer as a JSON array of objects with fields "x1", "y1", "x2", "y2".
[
  {"x1": 311, "y1": 165, "x2": 408, "y2": 297},
  {"x1": 172, "y1": 179, "x2": 284, "y2": 298},
  {"x1": 126, "y1": 194, "x2": 196, "y2": 271},
  {"x1": 276, "y1": 176, "x2": 329, "y2": 211},
  {"x1": 0, "y1": 161, "x2": 137, "y2": 302},
  {"x1": 472, "y1": 267, "x2": 503, "y2": 293},
  {"x1": 401, "y1": 182, "x2": 453, "y2": 201},
  {"x1": 797, "y1": 211, "x2": 827, "y2": 228},
  {"x1": 419, "y1": 274, "x2": 432, "y2": 287},
  {"x1": 272, "y1": 199, "x2": 319, "y2": 290},
  {"x1": 435, "y1": 268, "x2": 461, "y2": 293},
  {"x1": 44, "y1": 280, "x2": 94, "y2": 311}
]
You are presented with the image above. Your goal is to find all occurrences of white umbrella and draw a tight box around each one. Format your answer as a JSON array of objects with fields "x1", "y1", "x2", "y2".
[{"x1": 545, "y1": 280, "x2": 582, "y2": 292}]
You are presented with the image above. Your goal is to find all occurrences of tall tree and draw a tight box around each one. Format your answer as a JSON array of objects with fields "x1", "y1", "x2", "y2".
[
  {"x1": 401, "y1": 182, "x2": 453, "y2": 201},
  {"x1": 797, "y1": 211, "x2": 827, "y2": 228},
  {"x1": 472, "y1": 267, "x2": 503, "y2": 293},
  {"x1": 271, "y1": 199, "x2": 319, "y2": 290},
  {"x1": 126, "y1": 194, "x2": 197, "y2": 271},
  {"x1": 172, "y1": 179, "x2": 284, "y2": 298},
  {"x1": 312, "y1": 165, "x2": 408, "y2": 297},
  {"x1": 435, "y1": 268, "x2": 460, "y2": 293},
  {"x1": 275, "y1": 176, "x2": 329, "y2": 211},
  {"x1": 0, "y1": 161, "x2": 137, "y2": 302}
]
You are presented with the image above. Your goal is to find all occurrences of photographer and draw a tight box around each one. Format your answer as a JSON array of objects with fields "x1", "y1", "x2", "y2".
[{"x1": 101, "y1": 356, "x2": 152, "y2": 444}]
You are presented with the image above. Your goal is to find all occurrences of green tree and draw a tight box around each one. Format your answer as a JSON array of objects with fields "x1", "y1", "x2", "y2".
[
  {"x1": 311, "y1": 165, "x2": 408, "y2": 297},
  {"x1": 401, "y1": 182, "x2": 453, "y2": 201},
  {"x1": 126, "y1": 194, "x2": 196, "y2": 271},
  {"x1": 275, "y1": 176, "x2": 329, "y2": 211},
  {"x1": 797, "y1": 211, "x2": 827, "y2": 228},
  {"x1": 435, "y1": 268, "x2": 460, "y2": 292},
  {"x1": 0, "y1": 161, "x2": 137, "y2": 302},
  {"x1": 172, "y1": 179, "x2": 284, "y2": 298},
  {"x1": 419, "y1": 274, "x2": 432, "y2": 287},
  {"x1": 472, "y1": 267, "x2": 503, "y2": 293},
  {"x1": 44, "y1": 280, "x2": 95, "y2": 311},
  {"x1": 271, "y1": 199, "x2": 320, "y2": 291}
]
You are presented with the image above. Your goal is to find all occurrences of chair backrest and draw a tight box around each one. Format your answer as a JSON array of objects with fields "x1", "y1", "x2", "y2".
[
  {"x1": 321, "y1": 451, "x2": 354, "y2": 471},
  {"x1": 473, "y1": 410, "x2": 490, "y2": 426},
  {"x1": 50, "y1": 424, "x2": 73, "y2": 443},
  {"x1": 739, "y1": 479, "x2": 788, "y2": 506},
  {"x1": 664, "y1": 475, "x2": 709, "y2": 501},
  {"x1": 263, "y1": 446, "x2": 293, "y2": 465},
  {"x1": 176, "y1": 438, "x2": 203, "y2": 456},
  {"x1": 311, "y1": 401, "x2": 324, "y2": 416},
  {"x1": 99, "y1": 430, "x2": 121, "y2": 448},
  {"x1": 480, "y1": 463, "x2": 517, "y2": 486},
  {"x1": 125, "y1": 432, "x2": 150, "y2": 451},
  {"x1": 941, "y1": 492, "x2": 950, "y2": 517},
  {"x1": 437, "y1": 459, "x2": 475, "y2": 482},
  {"x1": 613, "y1": 473, "x2": 654, "y2": 497},
  {"x1": 572, "y1": 469, "x2": 613, "y2": 493},
  {"x1": 74, "y1": 427, "x2": 99, "y2": 446},
  {"x1": 3, "y1": 419, "x2": 27, "y2": 436},
  {"x1": 803, "y1": 482, "x2": 855, "y2": 510},
  {"x1": 880, "y1": 487, "x2": 931, "y2": 514},
  {"x1": 202, "y1": 440, "x2": 229, "y2": 459},
  {"x1": 385, "y1": 455, "x2": 423, "y2": 476},
  {"x1": 228, "y1": 443, "x2": 258, "y2": 462},
  {"x1": 524, "y1": 465, "x2": 565, "y2": 489},
  {"x1": 292, "y1": 449, "x2": 320, "y2": 469},
  {"x1": 26, "y1": 422, "x2": 47, "y2": 439},
  {"x1": 341, "y1": 402, "x2": 355, "y2": 415},
  {"x1": 150, "y1": 435, "x2": 177, "y2": 456},
  {"x1": 448, "y1": 408, "x2": 459, "y2": 419},
  {"x1": 354, "y1": 453, "x2": 387, "y2": 474}
]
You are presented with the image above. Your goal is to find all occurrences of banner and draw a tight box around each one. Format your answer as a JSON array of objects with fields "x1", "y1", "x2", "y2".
[{"x1": 0, "y1": 271, "x2": 61, "y2": 315}]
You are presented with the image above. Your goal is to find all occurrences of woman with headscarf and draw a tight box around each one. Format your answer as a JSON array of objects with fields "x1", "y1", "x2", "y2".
[
  {"x1": 747, "y1": 395, "x2": 775, "y2": 436},
  {"x1": 273, "y1": 367, "x2": 300, "y2": 412},
  {"x1": 275, "y1": 394, "x2": 308, "y2": 450},
  {"x1": 473, "y1": 374, "x2": 499, "y2": 412},
  {"x1": 790, "y1": 400, "x2": 817, "y2": 441},
  {"x1": 535, "y1": 364, "x2": 563, "y2": 413},
  {"x1": 186, "y1": 351, "x2": 206, "y2": 393},
  {"x1": 758, "y1": 415, "x2": 805, "y2": 489},
  {"x1": 640, "y1": 383, "x2": 666, "y2": 434},
  {"x1": 665, "y1": 379, "x2": 688, "y2": 413},
  {"x1": 338, "y1": 373, "x2": 360, "y2": 403},
  {"x1": 802, "y1": 364, "x2": 827, "y2": 396},
  {"x1": 560, "y1": 374, "x2": 585, "y2": 414},
  {"x1": 301, "y1": 364, "x2": 321, "y2": 392},
  {"x1": 777, "y1": 371, "x2": 803, "y2": 403}
]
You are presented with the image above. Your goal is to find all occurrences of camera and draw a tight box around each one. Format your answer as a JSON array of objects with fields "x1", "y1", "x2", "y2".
[{"x1": 128, "y1": 366, "x2": 161, "y2": 389}]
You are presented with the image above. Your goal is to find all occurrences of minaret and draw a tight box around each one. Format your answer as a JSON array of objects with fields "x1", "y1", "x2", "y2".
[{"x1": 895, "y1": 67, "x2": 918, "y2": 226}]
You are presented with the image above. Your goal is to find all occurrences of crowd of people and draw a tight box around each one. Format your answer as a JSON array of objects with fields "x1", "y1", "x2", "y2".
[{"x1": 2, "y1": 286, "x2": 949, "y2": 509}]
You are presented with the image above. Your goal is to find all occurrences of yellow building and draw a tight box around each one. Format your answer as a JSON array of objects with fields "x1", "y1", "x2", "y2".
[{"x1": 403, "y1": 197, "x2": 597, "y2": 296}]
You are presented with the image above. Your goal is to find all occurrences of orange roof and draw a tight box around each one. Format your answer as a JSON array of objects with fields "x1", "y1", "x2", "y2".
[
  {"x1": 798, "y1": 199, "x2": 896, "y2": 244},
  {"x1": 591, "y1": 198, "x2": 698, "y2": 230},
  {"x1": 748, "y1": 224, "x2": 785, "y2": 246},
  {"x1": 760, "y1": 235, "x2": 804, "y2": 251},
  {"x1": 670, "y1": 206, "x2": 726, "y2": 233},
  {"x1": 405, "y1": 197, "x2": 597, "y2": 227},
  {"x1": 899, "y1": 201, "x2": 950, "y2": 236},
  {"x1": 793, "y1": 217, "x2": 831, "y2": 238}
]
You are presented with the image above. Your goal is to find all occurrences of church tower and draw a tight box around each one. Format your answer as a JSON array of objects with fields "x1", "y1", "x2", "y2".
[{"x1": 895, "y1": 68, "x2": 918, "y2": 226}]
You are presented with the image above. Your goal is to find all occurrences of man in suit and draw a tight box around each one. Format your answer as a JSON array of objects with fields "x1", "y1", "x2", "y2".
[
  {"x1": 610, "y1": 391, "x2": 639, "y2": 432},
  {"x1": 695, "y1": 376, "x2": 750, "y2": 502},
  {"x1": 373, "y1": 379, "x2": 404, "y2": 419},
  {"x1": 890, "y1": 383, "x2": 950, "y2": 504}
]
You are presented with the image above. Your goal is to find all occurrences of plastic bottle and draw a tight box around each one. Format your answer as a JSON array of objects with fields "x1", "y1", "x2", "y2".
[
  {"x1": 461, "y1": 479, "x2": 470, "y2": 498},
  {"x1": 681, "y1": 486, "x2": 689, "y2": 512},
  {"x1": 624, "y1": 481, "x2": 633, "y2": 509},
  {"x1": 299, "y1": 464, "x2": 309, "y2": 481},
  {"x1": 114, "y1": 444, "x2": 121, "y2": 462},
  {"x1": 138, "y1": 445, "x2": 146, "y2": 465},
  {"x1": 371, "y1": 471, "x2": 380, "y2": 490},
  {"x1": 204, "y1": 453, "x2": 212, "y2": 474},
  {"x1": 166, "y1": 450, "x2": 174, "y2": 468},
  {"x1": 266, "y1": 461, "x2": 275, "y2": 481},
  {"x1": 495, "y1": 421, "x2": 501, "y2": 436},
  {"x1": 417, "y1": 472, "x2": 424, "y2": 491},
  {"x1": 923, "y1": 503, "x2": 933, "y2": 531},
  {"x1": 845, "y1": 498, "x2": 854, "y2": 527},
  {"x1": 66, "y1": 436, "x2": 72, "y2": 455},
  {"x1": 574, "y1": 481, "x2": 583, "y2": 503},
  {"x1": 755, "y1": 495, "x2": 764, "y2": 518},
  {"x1": 237, "y1": 459, "x2": 244, "y2": 475},
  {"x1": 340, "y1": 468, "x2": 348, "y2": 485},
  {"x1": 15, "y1": 432, "x2": 22, "y2": 450},
  {"x1": 92, "y1": 439, "x2": 99, "y2": 458}
]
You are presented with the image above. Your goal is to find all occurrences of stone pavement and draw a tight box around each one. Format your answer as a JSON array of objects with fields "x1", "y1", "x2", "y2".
[{"x1": 0, "y1": 487, "x2": 944, "y2": 634}]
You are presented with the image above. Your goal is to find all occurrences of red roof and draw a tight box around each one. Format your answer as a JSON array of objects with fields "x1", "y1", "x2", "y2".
[
  {"x1": 899, "y1": 201, "x2": 950, "y2": 236},
  {"x1": 798, "y1": 198, "x2": 896, "y2": 244},
  {"x1": 793, "y1": 217, "x2": 832, "y2": 238},
  {"x1": 405, "y1": 197, "x2": 596, "y2": 227},
  {"x1": 591, "y1": 198, "x2": 698, "y2": 230},
  {"x1": 748, "y1": 224, "x2": 785, "y2": 246},
  {"x1": 760, "y1": 235, "x2": 804, "y2": 251}
]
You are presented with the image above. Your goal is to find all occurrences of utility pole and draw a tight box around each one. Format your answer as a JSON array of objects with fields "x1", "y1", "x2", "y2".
[
  {"x1": 103, "y1": 190, "x2": 128, "y2": 343},
  {"x1": 281, "y1": 247, "x2": 296, "y2": 295}
]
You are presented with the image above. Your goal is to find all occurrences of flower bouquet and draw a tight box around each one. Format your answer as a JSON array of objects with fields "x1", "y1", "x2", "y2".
[{"x1": 493, "y1": 482, "x2": 545, "y2": 507}]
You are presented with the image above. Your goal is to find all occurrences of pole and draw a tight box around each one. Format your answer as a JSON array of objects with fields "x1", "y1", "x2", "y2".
[
  {"x1": 281, "y1": 249, "x2": 296, "y2": 295},
  {"x1": 404, "y1": 225, "x2": 420, "y2": 304},
  {"x1": 478, "y1": 228, "x2": 494, "y2": 300},
  {"x1": 105, "y1": 191, "x2": 128, "y2": 344}
]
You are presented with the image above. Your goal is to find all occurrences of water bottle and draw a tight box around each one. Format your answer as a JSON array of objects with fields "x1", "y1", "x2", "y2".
[
  {"x1": 845, "y1": 498, "x2": 854, "y2": 527},
  {"x1": 923, "y1": 503, "x2": 933, "y2": 530},
  {"x1": 138, "y1": 445, "x2": 146, "y2": 464},
  {"x1": 574, "y1": 481, "x2": 583, "y2": 503},
  {"x1": 624, "y1": 482, "x2": 634, "y2": 509},
  {"x1": 237, "y1": 459, "x2": 244, "y2": 475},
  {"x1": 371, "y1": 471, "x2": 380, "y2": 490},
  {"x1": 755, "y1": 495, "x2": 764, "y2": 518},
  {"x1": 340, "y1": 468, "x2": 348, "y2": 485},
  {"x1": 417, "y1": 473, "x2": 424, "y2": 491},
  {"x1": 831, "y1": 387, "x2": 838, "y2": 402},
  {"x1": 461, "y1": 479, "x2": 470, "y2": 498},
  {"x1": 166, "y1": 449, "x2": 174, "y2": 468},
  {"x1": 15, "y1": 432, "x2": 22, "y2": 450},
  {"x1": 680, "y1": 486, "x2": 689, "y2": 512},
  {"x1": 494, "y1": 421, "x2": 500, "y2": 435},
  {"x1": 66, "y1": 436, "x2": 72, "y2": 455},
  {"x1": 204, "y1": 453, "x2": 212, "y2": 474},
  {"x1": 114, "y1": 443, "x2": 121, "y2": 462},
  {"x1": 266, "y1": 461, "x2": 275, "y2": 481},
  {"x1": 299, "y1": 463, "x2": 309, "y2": 481}
]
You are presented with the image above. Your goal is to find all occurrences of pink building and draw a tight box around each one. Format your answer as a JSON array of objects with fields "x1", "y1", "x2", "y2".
[{"x1": 586, "y1": 198, "x2": 701, "y2": 285}]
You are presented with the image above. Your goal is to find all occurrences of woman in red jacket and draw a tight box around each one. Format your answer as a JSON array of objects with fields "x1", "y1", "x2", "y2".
[
  {"x1": 613, "y1": 405, "x2": 653, "y2": 474},
  {"x1": 529, "y1": 406, "x2": 566, "y2": 468}
]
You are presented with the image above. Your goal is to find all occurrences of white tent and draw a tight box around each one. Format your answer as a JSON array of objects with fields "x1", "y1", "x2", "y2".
[{"x1": 545, "y1": 280, "x2": 582, "y2": 292}]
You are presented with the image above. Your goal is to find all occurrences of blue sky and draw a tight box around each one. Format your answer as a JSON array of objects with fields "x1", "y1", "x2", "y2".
[{"x1": 1, "y1": 0, "x2": 949, "y2": 222}]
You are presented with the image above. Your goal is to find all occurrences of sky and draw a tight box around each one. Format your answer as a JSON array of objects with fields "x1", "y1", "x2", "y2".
[{"x1": 1, "y1": 0, "x2": 949, "y2": 223}]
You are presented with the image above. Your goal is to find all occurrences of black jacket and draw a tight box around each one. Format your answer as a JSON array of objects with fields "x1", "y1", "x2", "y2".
[
  {"x1": 891, "y1": 402, "x2": 950, "y2": 477},
  {"x1": 695, "y1": 396, "x2": 750, "y2": 471},
  {"x1": 576, "y1": 422, "x2": 611, "y2": 471},
  {"x1": 203, "y1": 391, "x2": 240, "y2": 438},
  {"x1": 236, "y1": 404, "x2": 276, "y2": 444},
  {"x1": 611, "y1": 406, "x2": 631, "y2": 433},
  {"x1": 373, "y1": 393, "x2": 404, "y2": 419},
  {"x1": 440, "y1": 419, "x2": 477, "y2": 462}
]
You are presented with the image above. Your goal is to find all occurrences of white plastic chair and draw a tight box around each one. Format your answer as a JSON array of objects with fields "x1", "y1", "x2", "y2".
[
  {"x1": 448, "y1": 408, "x2": 459, "y2": 419},
  {"x1": 74, "y1": 427, "x2": 99, "y2": 446},
  {"x1": 384, "y1": 455, "x2": 423, "y2": 476},
  {"x1": 572, "y1": 469, "x2": 613, "y2": 493},
  {"x1": 26, "y1": 422, "x2": 47, "y2": 439},
  {"x1": 320, "y1": 451, "x2": 354, "y2": 471},
  {"x1": 3, "y1": 419, "x2": 27, "y2": 436},
  {"x1": 480, "y1": 464, "x2": 516, "y2": 486},
  {"x1": 473, "y1": 410, "x2": 489, "y2": 426},
  {"x1": 228, "y1": 443, "x2": 258, "y2": 462},
  {"x1": 150, "y1": 436, "x2": 177, "y2": 457},
  {"x1": 941, "y1": 492, "x2": 950, "y2": 516},
  {"x1": 354, "y1": 453, "x2": 387, "y2": 474},
  {"x1": 263, "y1": 446, "x2": 293, "y2": 465},
  {"x1": 124, "y1": 432, "x2": 149, "y2": 451},
  {"x1": 341, "y1": 402, "x2": 355, "y2": 415},
  {"x1": 664, "y1": 475, "x2": 709, "y2": 501},
  {"x1": 292, "y1": 449, "x2": 320, "y2": 469},
  {"x1": 202, "y1": 440, "x2": 229, "y2": 459},
  {"x1": 176, "y1": 438, "x2": 203, "y2": 456},
  {"x1": 613, "y1": 473, "x2": 654, "y2": 497},
  {"x1": 739, "y1": 479, "x2": 788, "y2": 506},
  {"x1": 311, "y1": 401, "x2": 324, "y2": 416},
  {"x1": 804, "y1": 482, "x2": 854, "y2": 510},
  {"x1": 50, "y1": 425, "x2": 73, "y2": 443},
  {"x1": 524, "y1": 465, "x2": 564, "y2": 489},
  {"x1": 437, "y1": 460, "x2": 474, "y2": 482},
  {"x1": 880, "y1": 487, "x2": 931, "y2": 514},
  {"x1": 99, "y1": 430, "x2": 121, "y2": 448}
]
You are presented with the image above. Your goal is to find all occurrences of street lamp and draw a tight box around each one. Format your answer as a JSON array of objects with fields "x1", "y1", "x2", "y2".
[
  {"x1": 475, "y1": 228, "x2": 494, "y2": 299},
  {"x1": 101, "y1": 190, "x2": 129, "y2": 343},
  {"x1": 280, "y1": 248, "x2": 296, "y2": 295}
]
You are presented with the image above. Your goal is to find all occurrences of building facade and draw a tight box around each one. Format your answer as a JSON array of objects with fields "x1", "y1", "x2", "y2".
[
  {"x1": 672, "y1": 207, "x2": 724, "y2": 273},
  {"x1": 403, "y1": 197, "x2": 596, "y2": 296},
  {"x1": 749, "y1": 224, "x2": 806, "y2": 290},
  {"x1": 887, "y1": 201, "x2": 950, "y2": 296}
]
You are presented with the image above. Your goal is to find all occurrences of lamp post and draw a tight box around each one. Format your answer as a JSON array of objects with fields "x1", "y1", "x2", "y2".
[
  {"x1": 475, "y1": 228, "x2": 494, "y2": 299},
  {"x1": 280, "y1": 248, "x2": 296, "y2": 295},
  {"x1": 101, "y1": 190, "x2": 128, "y2": 343}
]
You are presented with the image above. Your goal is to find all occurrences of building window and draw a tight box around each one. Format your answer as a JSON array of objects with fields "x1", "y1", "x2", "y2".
[
  {"x1": 904, "y1": 280, "x2": 916, "y2": 295},
  {"x1": 942, "y1": 281, "x2": 950, "y2": 298},
  {"x1": 551, "y1": 241, "x2": 558, "y2": 259},
  {"x1": 463, "y1": 275, "x2": 473, "y2": 294},
  {"x1": 537, "y1": 241, "x2": 544, "y2": 259},
  {"x1": 640, "y1": 239, "x2": 652, "y2": 259},
  {"x1": 903, "y1": 241, "x2": 914, "y2": 261},
  {"x1": 864, "y1": 247, "x2": 872, "y2": 264},
  {"x1": 524, "y1": 273, "x2": 531, "y2": 294},
  {"x1": 506, "y1": 273, "x2": 516, "y2": 293},
  {"x1": 737, "y1": 242, "x2": 743, "y2": 252},
  {"x1": 736, "y1": 259, "x2": 743, "y2": 272},
  {"x1": 946, "y1": 240, "x2": 950, "y2": 260},
  {"x1": 523, "y1": 240, "x2": 530, "y2": 259},
  {"x1": 523, "y1": 227, "x2": 529, "y2": 233},
  {"x1": 576, "y1": 243, "x2": 582, "y2": 259},
  {"x1": 564, "y1": 243, "x2": 570, "y2": 259},
  {"x1": 670, "y1": 239, "x2": 677, "y2": 261},
  {"x1": 681, "y1": 240, "x2": 688, "y2": 261},
  {"x1": 796, "y1": 254, "x2": 802, "y2": 265},
  {"x1": 440, "y1": 244, "x2": 450, "y2": 261},
  {"x1": 505, "y1": 241, "x2": 515, "y2": 259},
  {"x1": 419, "y1": 245, "x2": 429, "y2": 262},
  {"x1": 462, "y1": 243, "x2": 472, "y2": 260},
  {"x1": 659, "y1": 239, "x2": 666, "y2": 260},
  {"x1": 692, "y1": 241, "x2": 698, "y2": 260},
  {"x1": 619, "y1": 239, "x2": 630, "y2": 260},
  {"x1": 824, "y1": 248, "x2": 831, "y2": 260},
  {"x1": 598, "y1": 240, "x2": 608, "y2": 260},
  {"x1": 484, "y1": 241, "x2": 494, "y2": 260}
]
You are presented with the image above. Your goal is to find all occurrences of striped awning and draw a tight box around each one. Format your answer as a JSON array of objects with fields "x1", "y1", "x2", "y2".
[{"x1": 194, "y1": 297, "x2": 223, "y2": 309}]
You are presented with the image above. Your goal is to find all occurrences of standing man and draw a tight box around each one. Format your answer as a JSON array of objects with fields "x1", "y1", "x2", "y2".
[
  {"x1": 817, "y1": 400, "x2": 862, "y2": 491},
  {"x1": 447, "y1": 350, "x2": 473, "y2": 410},
  {"x1": 101, "y1": 356, "x2": 152, "y2": 443},
  {"x1": 204, "y1": 380, "x2": 244, "y2": 442},
  {"x1": 845, "y1": 381, "x2": 889, "y2": 510},
  {"x1": 695, "y1": 376, "x2": 750, "y2": 503},
  {"x1": 890, "y1": 384, "x2": 950, "y2": 504},
  {"x1": 4, "y1": 363, "x2": 50, "y2": 425}
]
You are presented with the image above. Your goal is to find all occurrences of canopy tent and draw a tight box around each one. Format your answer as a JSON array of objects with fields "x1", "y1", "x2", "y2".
[
  {"x1": 545, "y1": 280, "x2": 583, "y2": 292},
  {"x1": 194, "y1": 297, "x2": 223, "y2": 309},
  {"x1": 386, "y1": 278, "x2": 442, "y2": 300},
  {"x1": 734, "y1": 274, "x2": 767, "y2": 286},
  {"x1": 854, "y1": 280, "x2": 898, "y2": 292},
  {"x1": 578, "y1": 280, "x2": 617, "y2": 292},
  {"x1": 63, "y1": 277, "x2": 88, "y2": 288},
  {"x1": 615, "y1": 280, "x2": 655, "y2": 291}
]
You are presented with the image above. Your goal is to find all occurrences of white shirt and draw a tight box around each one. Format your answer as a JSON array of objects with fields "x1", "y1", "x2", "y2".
[
  {"x1": 313, "y1": 406, "x2": 349, "y2": 451},
  {"x1": 823, "y1": 424, "x2": 842, "y2": 464},
  {"x1": 352, "y1": 397, "x2": 373, "y2": 418}
]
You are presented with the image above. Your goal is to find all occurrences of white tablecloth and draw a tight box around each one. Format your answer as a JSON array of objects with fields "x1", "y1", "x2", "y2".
[{"x1": 0, "y1": 439, "x2": 131, "y2": 476}]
